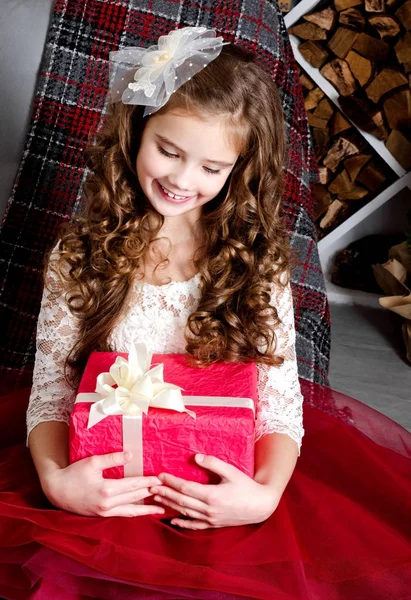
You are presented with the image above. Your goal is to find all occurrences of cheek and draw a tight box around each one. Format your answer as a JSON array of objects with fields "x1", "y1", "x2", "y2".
[
  {"x1": 202, "y1": 173, "x2": 230, "y2": 199},
  {"x1": 205, "y1": 179, "x2": 224, "y2": 198},
  {"x1": 137, "y1": 146, "x2": 162, "y2": 182}
]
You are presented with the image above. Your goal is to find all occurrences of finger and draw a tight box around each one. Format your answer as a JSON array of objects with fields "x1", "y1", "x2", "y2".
[
  {"x1": 152, "y1": 483, "x2": 210, "y2": 512},
  {"x1": 154, "y1": 495, "x2": 208, "y2": 521},
  {"x1": 98, "y1": 488, "x2": 156, "y2": 512},
  {"x1": 194, "y1": 454, "x2": 242, "y2": 481},
  {"x1": 104, "y1": 475, "x2": 162, "y2": 496},
  {"x1": 156, "y1": 474, "x2": 211, "y2": 504},
  {"x1": 89, "y1": 451, "x2": 134, "y2": 472},
  {"x1": 98, "y1": 503, "x2": 165, "y2": 518},
  {"x1": 170, "y1": 518, "x2": 213, "y2": 530}
]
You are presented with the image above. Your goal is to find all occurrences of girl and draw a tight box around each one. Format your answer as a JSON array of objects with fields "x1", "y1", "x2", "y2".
[
  {"x1": 0, "y1": 26, "x2": 410, "y2": 600},
  {"x1": 28, "y1": 28, "x2": 302, "y2": 525}
]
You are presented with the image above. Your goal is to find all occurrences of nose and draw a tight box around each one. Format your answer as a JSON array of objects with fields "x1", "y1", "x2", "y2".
[{"x1": 167, "y1": 162, "x2": 194, "y2": 193}]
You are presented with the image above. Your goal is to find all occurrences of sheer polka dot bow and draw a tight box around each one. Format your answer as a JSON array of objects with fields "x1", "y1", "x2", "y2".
[{"x1": 109, "y1": 26, "x2": 227, "y2": 116}]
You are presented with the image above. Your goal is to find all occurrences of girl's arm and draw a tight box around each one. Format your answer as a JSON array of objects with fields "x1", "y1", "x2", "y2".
[
  {"x1": 27, "y1": 249, "x2": 164, "y2": 517},
  {"x1": 254, "y1": 431, "x2": 298, "y2": 501},
  {"x1": 254, "y1": 274, "x2": 305, "y2": 457},
  {"x1": 251, "y1": 274, "x2": 304, "y2": 502},
  {"x1": 28, "y1": 422, "x2": 70, "y2": 495}
]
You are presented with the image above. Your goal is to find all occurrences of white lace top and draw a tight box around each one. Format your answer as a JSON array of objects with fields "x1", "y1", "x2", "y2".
[{"x1": 27, "y1": 264, "x2": 305, "y2": 452}]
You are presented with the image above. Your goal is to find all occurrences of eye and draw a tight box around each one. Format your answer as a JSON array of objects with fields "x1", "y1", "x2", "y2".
[
  {"x1": 203, "y1": 167, "x2": 221, "y2": 175},
  {"x1": 157, "y1": 146, "x2": 178, "y2": 159}
]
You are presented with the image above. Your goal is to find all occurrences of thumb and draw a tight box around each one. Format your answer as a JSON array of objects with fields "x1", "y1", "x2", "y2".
[
  {"x1": 90, "y1": 450, "x2": 132, "y2": 471},
  {"x1": 195, "y1": 454, "x2": 243, "y2": 481}
]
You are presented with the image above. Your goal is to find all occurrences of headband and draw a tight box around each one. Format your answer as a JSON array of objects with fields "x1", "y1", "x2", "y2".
[{"x1": 109, "y1": 26, "x2": 227, "y2": 116}]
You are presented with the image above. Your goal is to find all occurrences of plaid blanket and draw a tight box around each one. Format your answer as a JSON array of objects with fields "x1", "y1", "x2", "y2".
[{"x1": 0, "y1": 0, "x2": 330, "y2": 387}]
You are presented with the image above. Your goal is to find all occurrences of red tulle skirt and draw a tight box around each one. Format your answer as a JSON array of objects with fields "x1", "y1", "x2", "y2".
[{"x1": 1, "y1": 380, "x2": 410, "y2": 600}]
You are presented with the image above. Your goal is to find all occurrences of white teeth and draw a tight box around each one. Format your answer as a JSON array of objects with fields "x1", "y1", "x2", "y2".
[{"x1": 160, "y1": 183, "x2": 187, "y2": 200}]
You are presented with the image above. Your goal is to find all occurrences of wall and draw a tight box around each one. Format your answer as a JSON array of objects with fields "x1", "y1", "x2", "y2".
[{"x1": 0, "y1": 0, "x2": 53, "y2": 221}]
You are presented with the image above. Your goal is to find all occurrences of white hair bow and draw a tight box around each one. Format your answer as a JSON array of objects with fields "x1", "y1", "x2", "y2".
[{"x1": 109, "y1": 26, "x2": 227, "y2": 116}]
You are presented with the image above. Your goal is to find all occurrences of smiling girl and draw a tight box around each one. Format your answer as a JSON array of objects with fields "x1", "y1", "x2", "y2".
[
  {"x1": 1, "y1": 25, "x2": 410, "y2": 600},
  {"x1": 27, "y1": 31, "x2": 299, "y2": 525}
]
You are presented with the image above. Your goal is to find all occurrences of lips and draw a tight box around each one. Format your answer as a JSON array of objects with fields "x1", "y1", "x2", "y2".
[{"x1": 156, "y1": 181, "x2": 196, "y2": 204}]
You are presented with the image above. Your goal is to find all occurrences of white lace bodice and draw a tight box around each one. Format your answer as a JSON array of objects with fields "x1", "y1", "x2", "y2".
[{"x1": 27, "y1": 264, "x2": 304, "y2": 452}]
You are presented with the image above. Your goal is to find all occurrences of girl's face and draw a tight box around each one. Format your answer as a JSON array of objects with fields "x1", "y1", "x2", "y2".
[{"x1": 136, "y1": 110, "x2": 240, "y2": 221}]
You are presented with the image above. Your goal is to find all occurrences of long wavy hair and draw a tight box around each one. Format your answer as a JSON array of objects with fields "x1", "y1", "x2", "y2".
[{"x1": 50, "y1": 43, "x2": 290, "y2": 387}]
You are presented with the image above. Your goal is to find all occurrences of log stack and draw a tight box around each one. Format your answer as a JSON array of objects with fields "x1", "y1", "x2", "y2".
[
  {"x1": 298, "y1": 66, "x2": 397, "y2": 237},
  {"x1": 373, "y1": 240, "x2": 411, "y2": 363},
  {"x1": 289, "y1": 0, "x2": 411, "y2": 171}
]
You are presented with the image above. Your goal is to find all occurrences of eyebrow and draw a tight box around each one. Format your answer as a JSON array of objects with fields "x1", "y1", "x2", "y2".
[{"x1": 156, "y1": 135, "x2": 235, "y2": 168}]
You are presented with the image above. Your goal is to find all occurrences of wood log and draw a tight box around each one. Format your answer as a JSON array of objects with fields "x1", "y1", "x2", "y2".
[
  {"x1": 356, "y1": 161, "x2": 387, "y2": 191},
  {"x1": 328, "y1": 169, "x2": 355, "y2": 194},
  {"x1": 318, "y1": 166, "x2": 332, "y2": 185},
  {"x1": 369, "y1": 14, "x2": 401, "y2": 39},
  {"x1": 365, "y1": 0, "x2": 385, "y2": 12},
  {"x1": 395, "y1": 33, "x2": 411, "y2": 64},
  {"x1": 313, "y1": 128, "x2": 331, "y2": 155},
  {"x1": 365, "y1": 68, "x2": 408, "y2": 103},
  {"x1": 299, "y1": 72, "x2": 315, "y2": 90},
  {"x1": 308, "y1": 113, "x2": 329, "y2": 128},
  {"x1": 288, "y1": 22, "x2": 328, "y2": 40},
  {"x1": 396, "y1": 1, "x2": 411, "y2": 30},
  {"x1": 352, "y1": 33, "x2": 390, "y2": 60},
  {"x1": 328, "y1": 169, "x2": 368, "y2": 200},
  {"x1": 386, "y1": 129, "x2": 411, "y2": 168},
  {"x1": 313, "y1": 97, "x2": 335, "y2": 120},
  {"x1": 333, "y1": 234, "x2": 405, "y2": 293},
  {"x1": 320, "y1": 59, "x2": 357, "y2": 95},
  {"x1": 335, "y1": 0, "x2": 363, "y2": 11},
  {"x1": 330, "y1": 111, "x2": 352, "y2": 135},
  {"x1": 339, "y1": 8, "x2": 366, "y2": 29},
  {"x1": 383, "y1": 89, "x2": 411, "y2": 129},
  {"x1": 338, "y1": 185, "x2": 369, "y2": 200},
  {"x1": 346, "y1": 50, "x2": 374, "y2": 87},
  {"x1": 371, "y1": 110, "x2": 390, "y2": 140},
  {"x1": 312, "y1": 184, "x2": 333, "y2": 220},
  {"x1": 344, "y1": 153, "x2": 372, "y2": 180},
  {"x1": 389, "y1": 241, "x2": 411, "y2": 275},
  {"x1": 328, "y1": 28, "x2": 360, "y2": 59},
  {"x1": 319, "y1": 200, "x2": 348, "y2": 230},
  {"x1": 323, "y1": 137, "x2": 360, "y2": 171},
  {"x1": 338, "y1": 95, "x2": 388, "y2": 139},
  {"x1": 299, "y1": 41, "x2": 330, "y2": 68},
  {"x1": 304, "y1": 87, "x2": 324, "y2": 110},
  {"x1": 304, "y1": 7, "x2": 337, "y2": 30}
]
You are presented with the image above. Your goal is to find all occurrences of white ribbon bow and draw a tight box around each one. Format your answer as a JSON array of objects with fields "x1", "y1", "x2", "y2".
[
  {"x1": 88, "y1": 343, "x2": 195, "y2": 428},
  {"x1": 109, "y1": 26, "x2": 227, "y2": 115}
]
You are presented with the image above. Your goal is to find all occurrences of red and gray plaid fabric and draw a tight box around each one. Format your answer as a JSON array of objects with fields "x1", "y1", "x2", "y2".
[{"x1": 0, "y1": 0, "x2": 330, "y2": 387}]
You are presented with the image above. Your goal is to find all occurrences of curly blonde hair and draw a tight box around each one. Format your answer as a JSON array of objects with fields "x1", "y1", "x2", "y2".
[{"x1": 51, "y1": 44, "x2": 290, "y2": 386}]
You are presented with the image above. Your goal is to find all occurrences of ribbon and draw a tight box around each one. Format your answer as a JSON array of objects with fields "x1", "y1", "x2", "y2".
[{"x1": 82, "y1": 342, "x2": 195, "y2": 428}]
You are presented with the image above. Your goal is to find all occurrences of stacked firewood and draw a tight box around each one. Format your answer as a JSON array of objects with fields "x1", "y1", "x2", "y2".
[
  {"x1": 289, "y1": 0, "x2": 411, "y2": 171},
  {"x1": 373, "y1": 240, "x2": 411, "y2": 363},
  {"x1": 298, "y1": 66, "x2": 397, "y2": 237}
]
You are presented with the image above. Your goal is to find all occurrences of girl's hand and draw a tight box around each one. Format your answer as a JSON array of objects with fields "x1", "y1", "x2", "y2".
[
  {"x1": 42, "y1": 451, "x2": 165, "y2": 517},
  {"x1": 150, "y1": 454, "x2": 280, "y2": 529}
]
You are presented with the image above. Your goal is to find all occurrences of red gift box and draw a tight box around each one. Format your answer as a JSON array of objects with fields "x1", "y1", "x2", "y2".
[{"x1": 69, "y1": 348, "x2": 257, "y2": 485}]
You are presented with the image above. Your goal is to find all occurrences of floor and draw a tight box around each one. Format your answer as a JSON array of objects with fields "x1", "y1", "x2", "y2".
[{"x1": 329, "y1": 303, "x2": 411, "y2": 431}]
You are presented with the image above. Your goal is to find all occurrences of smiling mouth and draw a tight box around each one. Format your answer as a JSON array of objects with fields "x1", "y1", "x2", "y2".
[{"x1": 157, "y1": 181, "x2": 196, "y2": 202}]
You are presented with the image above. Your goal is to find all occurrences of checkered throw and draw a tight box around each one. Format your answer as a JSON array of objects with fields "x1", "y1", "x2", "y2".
[{"x1": 0, "y1": 0, "x2": 330, "y2": 387}]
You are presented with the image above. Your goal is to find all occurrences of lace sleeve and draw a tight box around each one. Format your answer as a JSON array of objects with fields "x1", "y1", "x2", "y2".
[
  {"x1": 26, "y1": 253, "x2": 79, "y2": 443},
  {"x1": 255, "y1": 276, "x2": 304, "y2": 453}
]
